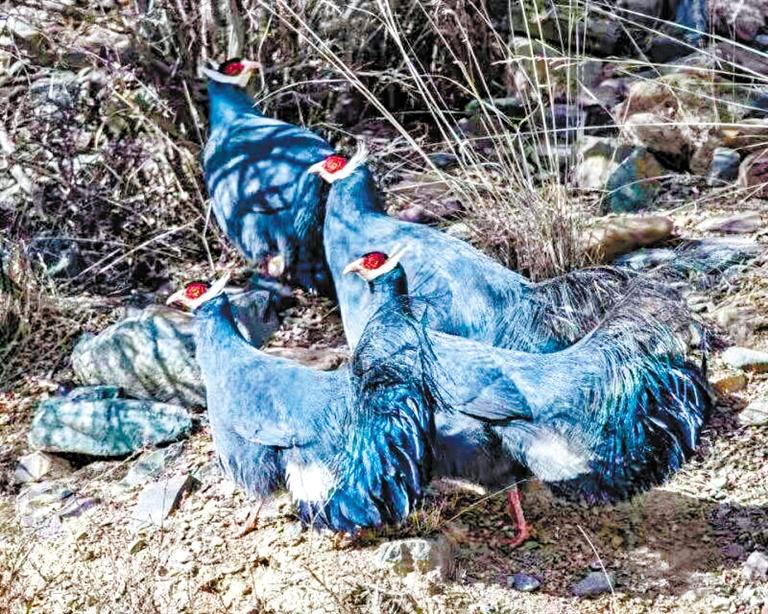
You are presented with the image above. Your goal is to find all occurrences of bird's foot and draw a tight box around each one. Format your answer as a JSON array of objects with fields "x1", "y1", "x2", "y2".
[
  {"x1": 236, "y1": 504, "x2": 262, "y2": 538},
  {"x1": 506, "y1": 523, "x2": 531, "y2": 549},
  {"x1": 505, "y1": 486, "x2": 531, "y2": 549}
]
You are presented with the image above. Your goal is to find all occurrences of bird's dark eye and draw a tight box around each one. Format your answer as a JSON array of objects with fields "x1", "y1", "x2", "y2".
[{"x1": 362, "y1": 252, "x2": 388, "y2": 270}]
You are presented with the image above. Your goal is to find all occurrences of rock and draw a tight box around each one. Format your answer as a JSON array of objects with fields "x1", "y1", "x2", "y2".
[
  {"x1": 722, "y1": 543, "x2": 746, "y2": 559},
  {"x1": 28, "y1": 72, "x2": 79, "y2": 110},
  {"x1": 396, "y1": 200, "x2": 463, "y2": 225},
  {"x1": 507, "y1": 572, "x2": 541, "y2": 592},
  {"x1": 614, "y1": 74, "x2": 734, "y2": 172},
  {"x1": 66, "y1": 386, "x2": 121, "y2": 402},
  {"x1": 580, "y1": 215, "x2": 674, "y2": 262},
  {"x1": 131, "y1": 474, "x2": 195, "y2": 526},
  {"x1": 698, "y1": 212, "x2": 763, "y2": 234},
  {"x1": 13, "y1": 451, "x2": 71, "y2": 484},
  {"x1": 743, "y1": 551, "x2": 768, "y2": 581},
  {"x1": 444, "y1": 222, "x2": 472, "y2": 241},
  {"x1": 604, "y1": 148, "x2": 666, "y2": 213},
  {"x1": 722, "y1": 347, "x2": 768, "y2": 373},
  {"x1": 14, "y1": 482, "x2": 95, "y2": 536},
  {"x1": 708, "y1": 148, "x2": 742, "y2": 185},
  {"x1": 375, "y1": 536, "x2": 455, "y2": 578},
  {"x1": 573, "y1": 137, "x2": 630, "y2": 190},
  {"x1": 739, "y1": 399, "x2": 768, "y2": 427},
  {"x1": 29, "y1": 395, "x2": 192, "y2": 456},
  {"x1": 739, "y1": 149, "x2": 768, "y2": 197},
  {"x1": 72, "y1": 289, "x2": 278, "y2": 406},
  {"x1": 122, "y1": 443, "x2": 185, "y2": 487},
  {"x1": 712, "y1": 372, "x2": 748, "y2": 394},
  {"x1": 614, "y1": 237, "x2": 762, "y2": 273},
  {"x1": 572, "y1": 571, "x2": 615, "y2": 597},
  {"x1": 427, "y1": 152, "x2": 458, "y2": 169},
  {"x1": 57, "y1": 495, "x2": 100, "y2": 520},
  {"x1": 191, "y1": 460, "x2": 224, "y2": 486},
  {"x1": 710, "y1": 0, "x2": 768, "y2": 42},
  {"x1": 389, "y1": 172, "x2": 460, "y2": 224},
  {"x1": 222, "y1": 577, "x2": 250, "y2": 607},
  {"x1": 715, "y1": 305, "x2": 767, "y2": 343}
]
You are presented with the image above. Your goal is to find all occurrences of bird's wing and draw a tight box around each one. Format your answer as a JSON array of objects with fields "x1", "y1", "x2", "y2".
[
  {"x1": 429, "y1": 332, "x2": 533, "y2": 423},
  {"x1": 220, "y1": 350, "x2": 349, "y2": 450}
]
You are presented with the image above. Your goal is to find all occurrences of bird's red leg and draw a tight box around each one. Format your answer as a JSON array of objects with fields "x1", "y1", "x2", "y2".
[
  {"x1": 506, "y1": 486, "x2": 531, "y2": 548},
  {"x1": 237, "y1": 501, "x2": 263, "y2": 538}
]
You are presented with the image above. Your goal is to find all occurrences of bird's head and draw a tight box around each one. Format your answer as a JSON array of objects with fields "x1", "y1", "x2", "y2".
[
  {"x1": 202, "y1": 57, "x2": 260, "y2": 88},
  {"x1": 307, "y1": 143, "x2": 367, "y2": 183},
  {"x1": 166, "y1": 272, "x2": 231, "y2": 311},
  {"x1": 342, "y1": 245, "x2": 409, "y2": 282}
]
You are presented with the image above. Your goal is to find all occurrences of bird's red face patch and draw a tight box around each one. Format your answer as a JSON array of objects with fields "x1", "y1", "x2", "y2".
[
  {"x1": 185, "y1": 281, "x2": 209, "y2": 300},
  {"x1": 322, "y1": 156, "x2": 348, "y2": 174},
  {"x1": 219, "y1": 58, "x2": 244, "y2": 76},
  {"x1": 361, "y1": 252, "x2": 388, "y2": 270},
  {"x1": 223, "y1": 62, "x2": 244, "y2": 76}
]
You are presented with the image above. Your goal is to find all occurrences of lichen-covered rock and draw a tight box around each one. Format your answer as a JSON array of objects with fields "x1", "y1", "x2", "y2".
[
  {"x1": 29, "y1": 396, "x2": 192, "y2": 456},
  {"x1": 574, "y1": 137, "x2": 630, "y2": 190},
  {"x1": 604, "y1": 148, "x2": 665, "y2": 212},
  {"x1": 72, "y1": 289, "x2": 279, "y2": 406}
]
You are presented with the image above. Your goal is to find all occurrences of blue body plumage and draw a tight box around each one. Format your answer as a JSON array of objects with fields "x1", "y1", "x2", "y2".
[
  {"x1": 203, "y1": 62, "x2": 335, "y2": 291},
  {"x1": 186, "y1": 274, "x2": 438, "y2": 532},
  {"x1": 319, "y1": 158, "x2": 633, "y2": 352},
  {"x1": 343, "y1": 253, "x2": 711, "y2": 513}
]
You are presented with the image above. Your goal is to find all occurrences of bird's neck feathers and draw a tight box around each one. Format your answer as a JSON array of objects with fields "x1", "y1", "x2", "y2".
[
  {"x1": 194, "y1": 294, "x2": 246, "y2": 351},
  {"x1": 326, "y1": 168, "x2": 384, "y2": 219},
  {"x1": 368, "y1": 266, "x2": 410, "y2": 313},
  {"x1": 207, "y1": 80, "x2": 262, "y2": 127}
]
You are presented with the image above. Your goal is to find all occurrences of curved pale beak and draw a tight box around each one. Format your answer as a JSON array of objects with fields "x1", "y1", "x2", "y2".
[
  {"x1": 342, "y1": 243, "x2": 410, "y2": 280},
  {"x1": 165, "y1": 271, "x2": 232, "y2": 310},
  {"x1": 166, "y1": 288, "x2": 187, "y2": 307},
  {"x1": 201, "y1": 60, "x2": 261, "y2": 86},
  {"x1": 342, "y1": 258, "x2": 363, "y2": 276}
]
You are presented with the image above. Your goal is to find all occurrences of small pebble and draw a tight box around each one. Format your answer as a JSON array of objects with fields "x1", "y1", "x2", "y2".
[
  {"x1": 572, "y1": 571, "x2": 614, "y2": 597},
  {"x1": 507, "y1": 572, "x2": 541, "y2": 592}
]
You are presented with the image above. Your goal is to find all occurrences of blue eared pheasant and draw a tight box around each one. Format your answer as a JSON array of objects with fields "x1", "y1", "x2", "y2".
[
  {"x1": 165, "y1": 252, "x2": 441, "y2": 534},
  {"x1": 344, "y1": 249, "x2": 711, "y2": 547},
  {"x1": 311, "y1": 149, "x2": 637, "y2": 352},
  {"x1": 203, "y1": 58, "x2": 335, "y2": 291}
]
